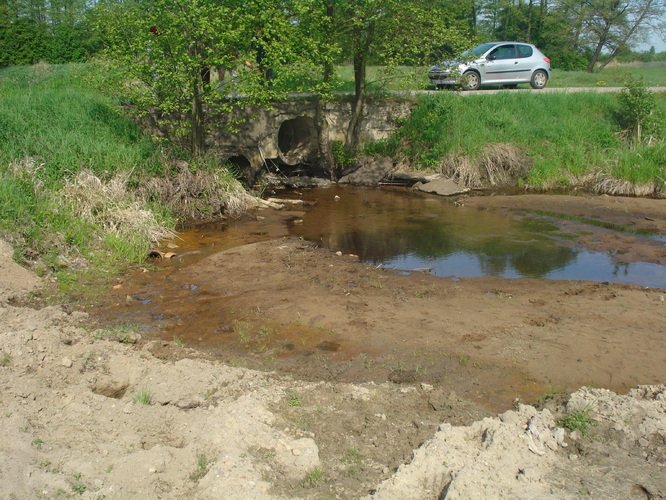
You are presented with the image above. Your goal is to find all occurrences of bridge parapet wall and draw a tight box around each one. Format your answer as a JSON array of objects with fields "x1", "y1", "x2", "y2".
[{"x1": 207, "y1": 97, "x2": 414, "y2": 179}]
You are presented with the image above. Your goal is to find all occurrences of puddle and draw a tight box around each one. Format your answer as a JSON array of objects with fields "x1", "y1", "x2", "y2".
[{"x1": 285, "y1": 187, "x2": 666, "y2": 288}]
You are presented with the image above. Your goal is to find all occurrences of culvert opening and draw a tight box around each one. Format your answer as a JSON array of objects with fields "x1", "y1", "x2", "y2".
[
  {"x1": 225, "y1": 154, "x2": 257, "y2": 186},
  {"x1": 226, "y1": 155, "x2": 251, "y2": 173},
  {"x1": 277, "y1": 116, "x2": 317, "y2": 166}
]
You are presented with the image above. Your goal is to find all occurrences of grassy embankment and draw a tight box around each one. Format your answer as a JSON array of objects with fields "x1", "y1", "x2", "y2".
[
  {"x1": 333, "y1": 63, "x2": 666, "y2": 91},
  {"x1": 368, "y1": 91, "x2": 666, "y2": 194},
  {"x1": 0, "y1": 63, "x2": 248, "y2": 292}
]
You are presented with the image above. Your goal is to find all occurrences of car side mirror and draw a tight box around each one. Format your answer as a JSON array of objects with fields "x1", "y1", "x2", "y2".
[{"x1": 487, "y1": 54, "x2": 496, "y2": 61}]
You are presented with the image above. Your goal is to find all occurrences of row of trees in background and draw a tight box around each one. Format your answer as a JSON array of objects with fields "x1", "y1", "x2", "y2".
[
  {"x1": 1, "y1": 0, "x2": 664, "y2": 70},
  {"x1": 0, "y1": 0, "x2": 100, "y2": 66},
  {"x1": 472, "y1": 0, "x2": 665, "y2": 71}
]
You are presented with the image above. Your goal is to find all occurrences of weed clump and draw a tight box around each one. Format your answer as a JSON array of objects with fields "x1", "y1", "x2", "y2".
[
  {"x1": 301, "y1": 467, "x2": 324, "y2": 488},
  {"x1": 137, "y1": 159, "x2": 256, "y2": 222},
  {"x1": 558, "y1": 408, "x2": 595, "y2": 436},
  {"x1": 442, "y1": 143, "x2": 532, "y2": 188},
  {"x1": 132, "y1": 389, "x2": 152, "y2": 406},
  {"x1": 190, "y1": 452, "x2": 211, "y2": 481}
]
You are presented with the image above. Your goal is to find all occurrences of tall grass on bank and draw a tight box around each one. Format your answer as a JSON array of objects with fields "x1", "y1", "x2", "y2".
[
  {"x1": 370, "y1": 91, "x2": 665, "y2": 193},
  {"x1": 0, "y1": 63, "x2": 252, "y2": 285},
  {"x1": 0, "y1": 63, "x2": 168, "y2": 271}
]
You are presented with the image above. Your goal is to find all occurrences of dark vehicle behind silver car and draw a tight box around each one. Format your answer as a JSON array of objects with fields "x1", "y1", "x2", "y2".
[{"x1": 428, "y1": 42, "x2": 551, "y2": 91}]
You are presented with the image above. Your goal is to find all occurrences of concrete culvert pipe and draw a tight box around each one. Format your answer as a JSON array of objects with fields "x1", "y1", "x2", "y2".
[{"x1": 277, "y1": 116, "x2": 317, "y2": 166}]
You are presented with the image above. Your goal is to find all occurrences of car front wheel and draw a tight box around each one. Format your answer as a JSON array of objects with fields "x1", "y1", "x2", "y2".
[
  {"x1": 530, "y1": 70, "x2": 548, "y2": 89},
  {"x1": 461, "y1": 71, "x2": 481, "y2": 91}
]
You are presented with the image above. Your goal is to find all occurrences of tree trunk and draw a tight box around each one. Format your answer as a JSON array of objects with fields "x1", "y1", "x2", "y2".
[
  {"x1": 323, "y1": 0, "x2": 335, "y2": 84},
  {"x1": 599, "y1": 0, "x2": 655, "y2": 71},
  {"x1": 191, "y1": 76, "x2": 205, "y2": 157},
  {"x1": 315, "y1": 96, "x2": 335, "y2": 179},
  {"x1": 345, "y1": 50, "x2": 366, "y2": 152},
  {"x1": 527, "y1": 0, "x2": 534, "y2": 42},
  {"x1": 587, "y1": 21, "x2": 611, "y2": 73}
]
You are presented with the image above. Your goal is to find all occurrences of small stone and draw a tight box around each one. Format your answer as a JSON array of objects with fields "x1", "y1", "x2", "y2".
[
  {"x1": 61, "y1": 357, "x2": 73, "y2": 368},
  {"x1": 420, "y1": 383, "x2": 434, "y2": 392},
  {"x1": 292, "y1": 448, "x2": 301, "y2": 456},
  {"x1": 123, "y1": 404, "x2": 133, "y2": 414},
  {"x1": 569, "y1": 454, "x2": 578, "y2": 460},
  {"x1": 382, "y1": 467, "x2": 389, "y2": 474},
  {"x1": 336, "y1": 251, "x2": 343, "y2": 256},
  {"x1": 149, "y1": 467, "x2": 157, "y2": 473}
]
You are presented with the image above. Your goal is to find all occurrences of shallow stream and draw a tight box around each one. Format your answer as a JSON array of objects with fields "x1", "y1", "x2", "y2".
[{"x1": 284, "y1": 187, "x2": 665, "y2": 287}]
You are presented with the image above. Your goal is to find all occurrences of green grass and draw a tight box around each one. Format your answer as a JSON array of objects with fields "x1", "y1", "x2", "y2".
[
  {"x1": 558, "y1": 408, "x2": 595, "y2": 436},
  {"x1": 132, "y1": 389, "x2": 152, "y2": 405},
  {"x1": 549, "y1": 62, "x2": 666, "y2": 88},
  {"x1": 301, "y1": 467, "x2": 324, "y2": 488},
  {"x1": 0, "y1": 63, "x2": 168, "y2": 272},
  {"x1": 0, "y1": 352, "x2": 11, "y2": 367},
  {"x1": 370, "y1": 91, "x2": 665, "y2": 188},
  {"x1": 190, "y1": 452, "x2": 210, "y2": 481},
  {"x1": 0, "y1": 64, "x2": 162, "y2": 181}
]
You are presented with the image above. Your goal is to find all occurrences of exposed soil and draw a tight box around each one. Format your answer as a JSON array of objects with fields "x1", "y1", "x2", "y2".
[{"x1": 1, "y1": 193, "x2": 665, "y2": 499}]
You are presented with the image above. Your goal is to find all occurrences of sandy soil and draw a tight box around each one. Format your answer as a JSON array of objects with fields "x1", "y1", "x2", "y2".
[{"x1": 2, "y1": 193, "x2": 665, "y2": 499}]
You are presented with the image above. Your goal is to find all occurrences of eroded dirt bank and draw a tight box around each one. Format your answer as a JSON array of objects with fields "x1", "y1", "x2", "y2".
[{"x1": 2, "y1": 192, "x2": 666, "y2": 499}]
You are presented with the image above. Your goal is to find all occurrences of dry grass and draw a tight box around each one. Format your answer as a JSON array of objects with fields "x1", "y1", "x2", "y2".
[
  {"x1": 441, "y1": 144, "x2": 532, "y2": 188},
  {"x1": 592, "y1": 174, "x2": 659, "y2": 197},
  {"x1": 138, "y1": 161, "x2": 257, "y2": 221},
  {"x1": 61, "y1": 170, "x2": 175, "y2": 244}
]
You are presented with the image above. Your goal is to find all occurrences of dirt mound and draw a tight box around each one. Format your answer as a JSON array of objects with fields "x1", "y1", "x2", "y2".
[
  {"x1": 1, "y1": 239, "x2": 664, "y2": 499},
  {"x1": 371, "y1": 385, "x2": 666, "y2": 499},
  {"x1": 0, "y1": 239, "x2": 40, "y2": 303}
]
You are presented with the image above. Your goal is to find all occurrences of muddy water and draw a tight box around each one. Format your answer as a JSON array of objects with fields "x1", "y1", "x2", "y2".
[{"x1": 286, "y1": 187, "x2": 666, "y2": 287}]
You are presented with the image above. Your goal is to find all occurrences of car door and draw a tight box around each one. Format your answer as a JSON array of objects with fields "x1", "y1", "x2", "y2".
[
  {"x1": 514, "y1": 44, "x2": 536, "y2": 83},
  {"x1": 483, "y1": 44, "x2": 519, "y2": 84}
]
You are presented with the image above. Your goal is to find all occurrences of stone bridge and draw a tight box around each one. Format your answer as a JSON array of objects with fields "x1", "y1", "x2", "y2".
[{"x1": 206, "y1": 96, "x2": 414, "y2": 183}]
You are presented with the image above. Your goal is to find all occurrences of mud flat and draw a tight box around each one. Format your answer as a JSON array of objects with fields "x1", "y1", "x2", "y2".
[{"x1": 2, "y1": 192, "x2": 666, "y2": 499}]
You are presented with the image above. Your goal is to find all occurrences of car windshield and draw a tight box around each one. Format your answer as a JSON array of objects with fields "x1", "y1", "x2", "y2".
[{"x1": 461, "y1": 43, "x2": 498, "y2": 58}]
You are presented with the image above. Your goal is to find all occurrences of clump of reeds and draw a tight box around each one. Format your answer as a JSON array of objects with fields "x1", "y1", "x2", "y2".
[
  {"x1": 61, "y1": 170, "x2": 175, "y2": 245},
  {"x1": 592, "y1": 174, "x2": 660, "y2": 197},
  {"x1": 138, "y1": 160, "x2": 256, "y2": 221},
  {"x1": 441, "y1": 143, "x2": 532, "y2": 188}
]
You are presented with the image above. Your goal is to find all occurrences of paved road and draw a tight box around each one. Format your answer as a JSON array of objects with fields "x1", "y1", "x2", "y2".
[{"x1": 409, "y1": 86, "x2": 666, "y2": 96}]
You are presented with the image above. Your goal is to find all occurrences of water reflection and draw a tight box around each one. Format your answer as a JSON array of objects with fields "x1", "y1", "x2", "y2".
[{"x1": 287, "y1": 186, "x2": 666, "y2": 287}]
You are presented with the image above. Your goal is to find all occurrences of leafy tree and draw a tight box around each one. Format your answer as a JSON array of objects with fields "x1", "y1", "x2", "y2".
[
  {"x1": 323, "y1": 0, "x2": 470, "y2": 153},
  {"x1": 619, "y1": 77, "x2": 658, "y2": 143},
  {"x1": 95, "y1": 0, "x2": 249, "y2": 156},
  {"x1": 582, "y1": 0, "x2": 665, "y2": 71}
]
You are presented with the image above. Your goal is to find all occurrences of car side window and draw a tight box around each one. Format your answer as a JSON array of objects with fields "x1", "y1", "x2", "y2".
[
  {"x1": 517, "y1": 45, "x2": 533, "y2": 58},
  {"x1": 488, "y1": 45, "x2": 516, "y2": 60}
]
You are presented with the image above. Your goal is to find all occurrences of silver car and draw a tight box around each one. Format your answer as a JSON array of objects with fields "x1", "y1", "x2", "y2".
[{"x1": 428, "y1": 42, "x2": 551, "y2": 90}]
